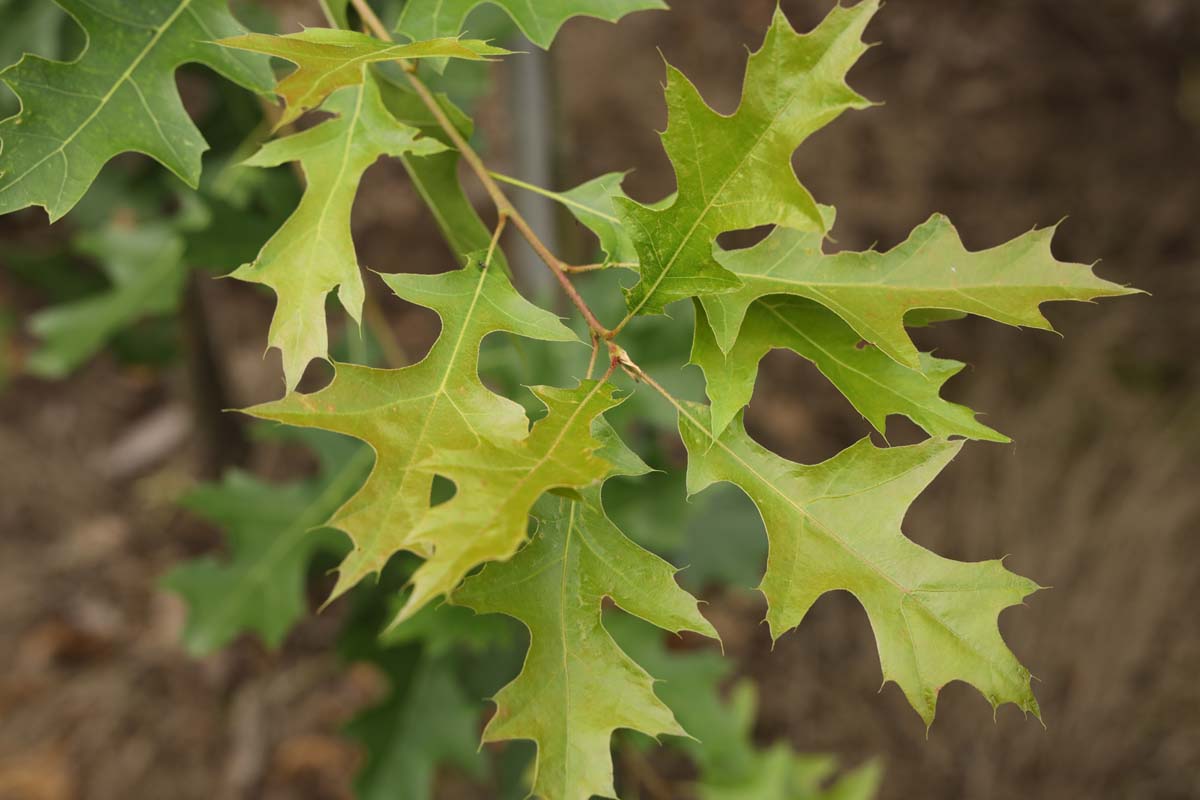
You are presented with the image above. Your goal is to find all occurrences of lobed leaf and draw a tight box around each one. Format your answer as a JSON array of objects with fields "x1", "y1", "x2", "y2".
[
  {"x1": 231, "y1": 74, "x2": 445, "y2": 391},
  {"x1": 0, "y1": 0, "x2": 274, "y2": 221},
  {"x1": 245, "y1": 260, "x2": 578, "y2": 604},
  {"x1": 218, "y1": 28, "x2": 510, "y2": 127},
  {"x1": 690, "y1": 297, "x2": 1008, "y2": 442},
  {"x1": 403, "y1": 379, "x2": 624, "y2": 623},
  {"x1": 619, "y1": 1, "x2": 877, "y2": 318},
  {"x1": 677, "y1": 403, "x2": 1041, "y2": 727},
  {"x1": 454, "y1": 421, "x2": 716, "y2": 800},
  {"x1": 701, "y1": 217, "x2": 1139, "y2": 369}
]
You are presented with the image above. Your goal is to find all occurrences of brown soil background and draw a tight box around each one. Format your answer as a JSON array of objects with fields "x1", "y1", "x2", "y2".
[{"x1": 1, "y1": 1, "x2": 1198, "y2": 798}]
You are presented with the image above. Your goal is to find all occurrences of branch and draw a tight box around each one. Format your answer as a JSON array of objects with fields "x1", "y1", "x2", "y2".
[
  {"x1": 348, "y1": 0, "x2": 611, "y2": 343},
  {"x1": 616, "y1": 354, "x2": 689, "y2": 420},
  {"x1": 345, "y1": 0, "x2": 690, "y2": 416}
]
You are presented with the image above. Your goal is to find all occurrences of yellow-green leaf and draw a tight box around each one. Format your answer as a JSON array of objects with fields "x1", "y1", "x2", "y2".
[
  {"x1": 403, "y1": 380, "x2": 623, "y2": 623},
  {"x1": 231, "y1": 74, "x2": 445, "y2": 391},
  {"x1": 244, "y1": 260, "x2": 578, "y2": 603},
  {"x1": 455, "y1": 421, "x2": 716, "y2": 800},
  {"x1": 219, "y1": 28, "x2": 509, "y2": 127},
  {"x1": 677, "y1": 403, "x2": 1041, "y2": 726},
  {"x1": 619, "y1": 2, "x2": 877, "y2": 318},
  {"x1": 701, "y1": 218, "x2": 1139, "y2": 370},
  {"x1": 690, "y1": 297, "x2": 1008, "y2": 443}
]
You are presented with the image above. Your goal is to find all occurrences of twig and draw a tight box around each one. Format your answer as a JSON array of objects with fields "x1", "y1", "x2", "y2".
[
  {"x1": 348, "y1": 0, "x2": 389, "y2": 42},
  {"x1": 345, "y1": 0, "x2": 690, "y2": 411},
  {"x1": 348, "y1": 0, "x2": 612, "y2": 342}
]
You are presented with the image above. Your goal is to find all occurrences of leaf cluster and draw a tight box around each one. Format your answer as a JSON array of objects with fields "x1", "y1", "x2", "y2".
[{"x1": 0, "y1": 2, "x2": 1140, "y2": 799}]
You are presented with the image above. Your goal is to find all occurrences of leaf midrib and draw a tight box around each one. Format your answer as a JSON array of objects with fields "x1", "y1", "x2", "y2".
[
  {"x1": 333, "y1": 264, "x2": 494, "y2": 564},
  {"x1": 625, "y1": 16, "x2": 859, "y2": 317}
]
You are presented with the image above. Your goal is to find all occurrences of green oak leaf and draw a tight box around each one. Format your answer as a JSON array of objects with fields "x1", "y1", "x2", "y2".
[
  {"x1": 701, "y1": 218, "x2": 1139, "y2": 370},
  {"x1": 163, "y1": 431, "x2": 370, "y2": 655},
  {"x1": 609, "y1": 615, "x2": 882, "y2": 800},
  {"x1": 677, "y1": 403, "x2": 1041, "y2": 726},
  {"x1": 231, "y1": 74, "x2": 445, "y2": 391},
  {"x1": 559, "y1": 172, "x2": 639, "y2": 266},
  {"x1": 28, "y1": 220, "x2": 188, "y2": 378},
  {"x1": 690, "y1": 297, "x2": 1007, "y2": 443},
  {"x1": 402, "y1": 379, "x2": 624, "y2": 623},
  {"x1": 619, "y1": 2, "x2": 877, "y2": 318},
  {"x1": 218, "y1": 28, "x2": 509, "y2": 127},
  {"x1": 395, "y1": 0, "x2": 666, "y2": 50},
  {"x1": 0, "y1": 0, "x2": 274, "y2": 221},
  {"x1": 347, "y1": 654, "x2": 486, "y2": 800},
  {"x1": 244, "y1": 260, "x2": 577, "y2": 604},
  {"x1": 314, "y1": 1, "x2": 514, "y2": 278},
  {"x1": 454, "y1": 421, "x2": 716, "y2": 800},
  {"x1": 499, "y1": 170, "x2": 667, "y2": 268}
]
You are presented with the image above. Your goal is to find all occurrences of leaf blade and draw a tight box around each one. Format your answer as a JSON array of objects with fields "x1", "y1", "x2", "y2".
[
  {"x1": 702, "y1": 218, "x2": 1139, "y2": 369},
  {"x1": 0, "y1": 0, "x2": 274, "y2": 220},
  {"x1": 218, "y1": 28, "x2": 510, "y2": 126},
  {"x1": 619, "y1": 2, "x2": 878, "y2": 318},
  {"x1": 690, "y1": 297, "x2": 1008, "y2": 442},
  {"x1": 244, "y1": 260, "x2": 578, "y2": 605},
  {"x1": 677, "y1": 403, "x2": 1040, "y2": 726},
  {"x1": 231, "y1": 73, "x2": 445, "y2": 390},
  {"x1": 454, "y1": 419, "x2": 715, "y2": 800}
]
